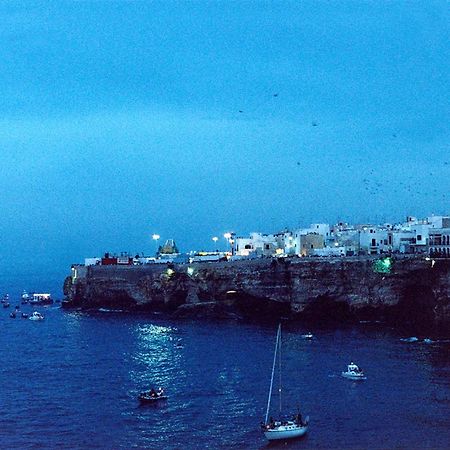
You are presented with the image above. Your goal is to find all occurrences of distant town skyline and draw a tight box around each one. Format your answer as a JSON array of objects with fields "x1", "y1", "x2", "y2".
[{"x1": 0, "y1": 1, "x2": 449, "y2": 290}]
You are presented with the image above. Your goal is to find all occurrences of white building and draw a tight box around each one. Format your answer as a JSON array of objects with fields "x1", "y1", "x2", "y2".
[
  {"x1": 84, "y1": 257, "x2": 101, "y2": 266},
  {"x1": 235, "y1": 232, "x2": 277, "y2": 257},
  {"x1": 429, "y1": 226, "x2": 450, "y2": 257},
  {"x1": 287, "y1": 224, "x2": 330, "y2": 256},
  {"x1": 313, "y1": 246, "x2": 346, "y2": 257},
  {"x1": 358, "y1": 227, "x2": 391, "y2": 255}
]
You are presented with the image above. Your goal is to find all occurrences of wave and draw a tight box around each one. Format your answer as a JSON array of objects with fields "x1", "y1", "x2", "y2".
[
  {"x1": 400, "y1": 337, "x2": 450, "y2": 344},
  {"x1": 98, "y1": 308, "x2": 124, "y2": 313}
]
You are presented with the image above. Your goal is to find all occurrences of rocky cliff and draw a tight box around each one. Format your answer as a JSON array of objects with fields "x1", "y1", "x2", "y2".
[{"x1": 63, "y1": 257, "x2": 450, "y2": 333}]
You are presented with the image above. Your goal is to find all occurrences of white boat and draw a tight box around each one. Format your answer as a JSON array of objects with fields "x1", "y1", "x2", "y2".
[
  {"x1": 262, "y1": 324, "x2": 309, "y2": 441},
  {"x1": 29, "y1": 311, "x2": 44, "y2": 321},
  {"x1": 301, "y1": 333, "x2": 314, "y2": 339},
  {"x1": 21, "y1": 290, "x2": 30, "y2": 303},
  {"x1": 341, "y1": 362, "x2": 366, "y2": 380},
  {"x1": 30, "y1": 293, "x2": 53, "y2": 305},
  {"x1": 400, "y1": 337, "x2": 419, "y2": 343}
]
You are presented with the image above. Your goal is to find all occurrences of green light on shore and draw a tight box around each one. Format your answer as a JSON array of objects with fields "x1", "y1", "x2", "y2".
[{"x1": 373, "y1": 257, "x2": 393, "y2": 274}]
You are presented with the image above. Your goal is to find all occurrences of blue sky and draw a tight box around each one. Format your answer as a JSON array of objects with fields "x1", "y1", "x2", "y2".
[{"x1": 0, "y1": 1, "x2": 449, "y2": 291}]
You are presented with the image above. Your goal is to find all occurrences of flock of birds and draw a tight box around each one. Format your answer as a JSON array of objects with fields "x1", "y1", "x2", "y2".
[{"x1": 235, "y1": 91, "x2": 449, "y2": 209}]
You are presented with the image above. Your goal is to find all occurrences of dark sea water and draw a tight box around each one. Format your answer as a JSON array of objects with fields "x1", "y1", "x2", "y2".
[{"x1": 1, "y1": 301, "x2": 449, "y2": 449}]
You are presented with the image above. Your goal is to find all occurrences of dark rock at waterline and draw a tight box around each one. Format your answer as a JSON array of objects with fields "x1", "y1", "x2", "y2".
[{"x1": 172, "y1": 302, "x2": 243, "y2": 320}]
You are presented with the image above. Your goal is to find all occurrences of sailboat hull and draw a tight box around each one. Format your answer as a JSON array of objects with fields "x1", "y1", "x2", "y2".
[{"x1": 264, "y1": 424, "x2": 308, "y2": 441}]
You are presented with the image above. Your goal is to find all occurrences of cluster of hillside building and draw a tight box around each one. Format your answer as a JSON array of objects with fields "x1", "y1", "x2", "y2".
[
  {"x1": 82, "y1": 215, "x2": 450, "y2": 267},
  {"x1": 232, "y1": 215, "x2": 450, "y2": 259}
]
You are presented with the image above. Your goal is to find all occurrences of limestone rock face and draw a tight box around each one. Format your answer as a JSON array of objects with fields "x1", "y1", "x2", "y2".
[{"x1": 64, "y1": 257, "x2": 450, "y2": 332}]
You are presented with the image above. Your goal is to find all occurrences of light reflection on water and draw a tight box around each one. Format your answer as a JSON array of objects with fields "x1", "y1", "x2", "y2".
[{"x1": 130, "y1": 323, "x2": 183, "y2": 392}]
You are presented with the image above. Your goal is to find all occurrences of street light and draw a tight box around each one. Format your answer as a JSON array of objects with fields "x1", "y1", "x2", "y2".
[
  {"x1": 212, "y1": 236, "x2": 219, "y2": 252},
  {"x1": 224, "y1": 233, "x2": 231, "y2": 253},
  {"x1": 152, "y1": 234, "x2": 160, "y2": 257},
  {"x1": 224, "y1": 232, "x2": 235, "y2": 255}
]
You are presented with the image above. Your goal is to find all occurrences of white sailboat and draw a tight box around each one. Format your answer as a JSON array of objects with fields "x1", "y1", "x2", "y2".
[{"x1": 261, "y1": 324, "x2": 309, "y2": 441}]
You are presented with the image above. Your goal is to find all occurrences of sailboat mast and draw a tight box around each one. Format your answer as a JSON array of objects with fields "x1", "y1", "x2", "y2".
[
  {"x1": 265, "y1": 324, "x2": 281, "y2": 425},
  {"x1": 279, "y1": 324, "x2": 282, "y2": 414}
]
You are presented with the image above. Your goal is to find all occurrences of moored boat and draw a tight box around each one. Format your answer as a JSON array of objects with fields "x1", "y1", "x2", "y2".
[
  {"x1": 29, "y1": 311, "x2": 44, "y2": 321},
  {"x1": 263, "y1": 417, "x2": 309, "y2": 441},
  {"x1": 342, "y1": 362, "x2": 366, "y2": 380},
  {"x1": 301, "y1": 333, "x2": 314, "y2": 339},
  {"x1": 262, "y1": 324, "x2": 309, "y2": 441},
  {"x1": 30, "y1": 293, "x2": 53, "y2": 305},
  {"x1": 138, "y1": 388, "x2": 167, "y2": 404},
  {"x1": 21, "y1": 290, "x2": 30, "y2": 304}
]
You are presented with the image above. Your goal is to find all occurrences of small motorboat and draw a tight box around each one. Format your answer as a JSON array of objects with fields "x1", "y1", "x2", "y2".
[
  {"x1": 400, "y1": 337, "x2": 419, "y2": 343},
  {"x1": 21, "y1": 312, "x2": 29, "y2": 319},
  {"x1": 138, "y1": 388, "x2": 167, "y2": 404},
  {"x1": 3, "y1": 302, "x2": 10, "y2": 308},
  {"x1": 21, "y1": 290, "x2": 30, "y2": 304},
  {"x1": 1, "y1": 294, "x2": 9, "y2": 304},
  {"x1": 29, "y1": 311, "x2": 44, "y2": 321},
  {"x1": 301, "y1": 333, "x2": 314, "y2": 339},
  {"x1": 342, "y1": 362, "x2": 366, "y2": 380},
  {"x1": 10, "y1": 312, "x2": 16, "y2": 318}
]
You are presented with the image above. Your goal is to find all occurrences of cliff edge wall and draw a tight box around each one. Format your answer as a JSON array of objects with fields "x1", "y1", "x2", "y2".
[{"x1": 63, "y1": 257, "x2": 450, "y2": 332}]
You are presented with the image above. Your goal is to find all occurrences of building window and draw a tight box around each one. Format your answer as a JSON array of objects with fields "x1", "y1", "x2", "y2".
[{"x1": 417, "y1": 235, "x2": 422, "y2": 241}]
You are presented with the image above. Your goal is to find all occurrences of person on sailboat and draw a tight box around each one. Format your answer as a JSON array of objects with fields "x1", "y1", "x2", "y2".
[
  {"x1": 149, "y1": 388, "x2": 157, "y2": 397},
  {"x1": 294, "y1": 412, "x2": 303, "y2": 426}
]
